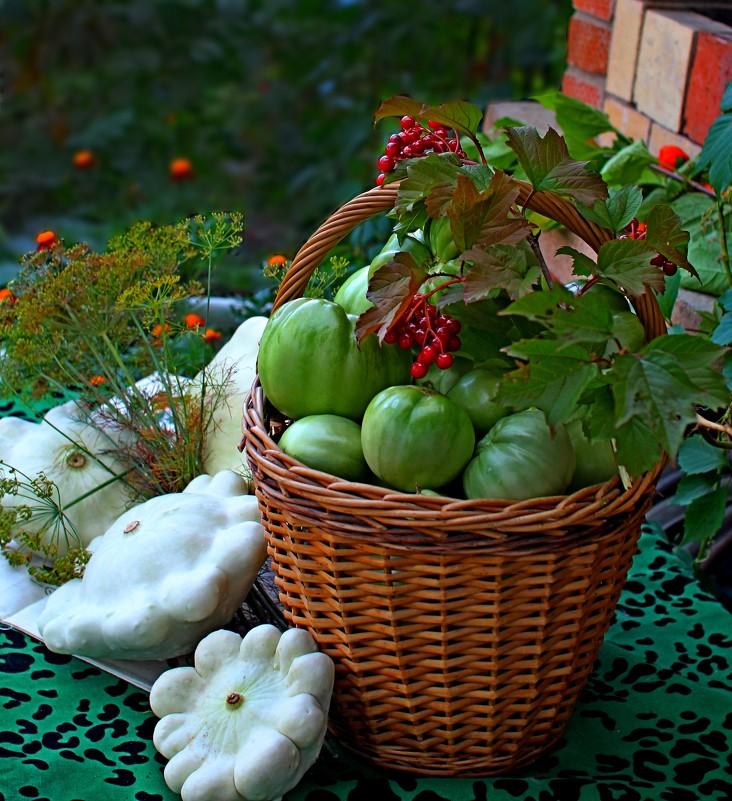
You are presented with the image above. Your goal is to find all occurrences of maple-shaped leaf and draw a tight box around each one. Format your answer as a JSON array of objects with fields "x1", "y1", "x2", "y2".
[
  {"x1": 644, "y1": 204, "x2": 697, "y2": 278},
  {"x1": 354, "y1": 252, "x2": 427, "y2": 343},
  {"x1": 444, "y1": 170, "x2": 531, "y2": 254},
  {"x1": 612, "y1": 337, "x2": 728, "y2": 459},
  {"x1": 419, "y1": 100, "x2": 484, "y2": 138},
  {"x1": 504, "y1": 126, "x2": 608, "y2": 206},
  {"x1": 458, "y1": 244, "x2": 537, "y2": 302},
  {"x1": 574, "y1": 185, "x2": 643, "y2": 234},
  {"x1": 594, "y1": 238, "x2": 666, "y2": 295},
  {"x1": 555, "y1": 245, "x2": 598, "y2": 277},
  {"x1": 393, "y1": 153, "x2": 462, "y2": 216},
  {"x1": 374, "y1": 95, "x2": 423, "y2": 126},
  {"x1": 497, "y1": 339, "x2": 598, "y2": 426}
]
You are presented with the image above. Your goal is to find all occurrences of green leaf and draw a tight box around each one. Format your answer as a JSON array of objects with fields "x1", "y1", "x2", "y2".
[
  {"x1": 647, "y1": 335, "x2": 729, "y2": 407},
  {"x1": 457, "y1": 244, "x2": 536, "y2": 302},
  {"x1": 697, "y1": 110, "x2": 732, "y2": 195},
  {"x1": 677, "y1": 434, "x2": 730, "y2": 475},
  {"x1": 672, "y1": 472, "x2": 719, "y2": 506},
  {"x1": 504, "y1": 126, "x2": 608, "y2": 206},
  {"x1": 535, "y1": 90, "x2": 618, "y2": 160},
  {"x1": 393, "y1": 153, "x2": 463, "y2": 216},
  {"x1": 644, "y1": 204, "x2": 697, "y2": 278},
  {"x1": 355, "y1": 253, "x2": 427, "y2": 343},
  {"x1": 612, "y1": 415, "x2": 663, "y2": 476},
  {"x1": 574, "y1": 185, "x2": 643, "y2": 233},
  {"x1": 600, "y1": 139, "x2": 660, "y2": 186},
  {"x1": 711, "y1": 310, "x2": 732, "y2": 346},
  {"x1": 654, "y1": 270, "x2": 681, "y2": 320},
  {"x1": 420, "y1": 100, "x2": 484, "y2": 138},
  {"x1": 681, "y1": 484, "x2": 728, "y2": 546},
  {"x1": 595, "y1": 239, "x2": 666, "y2": 295},
  {"x1": 555, "y1": 245, "x2": 598, "y2": 277},
  {"x1": 497, "y1": 340, "x2": 598, "y2": 426},
  {"x1": 446, "y1": 170, "x2": 530, "y2": 253},
  {"x1": 374, "y1": 95, "x2": 423, "y2": 125}
]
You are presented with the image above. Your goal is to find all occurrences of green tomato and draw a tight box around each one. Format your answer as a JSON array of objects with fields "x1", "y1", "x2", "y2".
[
  {"x1": 414, "y1": 355, "x2": 474, "y2": 394},
  {"x1": 333, "y1": 266, "x2": 372, "y2": 315},
  {"x1": 257, "y1": 297, "x2": 412, "y2": 421},
  {"x1": 368, "y1": 231, "x2": 433, "y2": 278},
  {"x1": 361, "y1": 385, "x2": 475, "y2": 492},
  {"x1": 566, "y1": 418, "x2": 618, "y2": 492},
  {"x1": 427, "y1": 216, "x2": 460, "y2": 262},
  {"x1": 446, "y1": 367, "x2": 511, "y2": 437},
  {"x1": 463, "y1": 408, "x2": 575, "y2": 501},
  {"x1": 279, "y1": 414, "x2": 371, "y2": 482}
]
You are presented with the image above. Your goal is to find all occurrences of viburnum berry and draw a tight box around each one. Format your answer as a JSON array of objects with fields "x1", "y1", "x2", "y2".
[{"x1": 410, "y1": 361, "x2": 429, "y2": 379}]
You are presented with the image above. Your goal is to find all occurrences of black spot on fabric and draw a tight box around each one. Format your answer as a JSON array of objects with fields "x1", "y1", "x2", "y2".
[
  {"x1": 632, "y1": 750, "x2": 669, "y2": 783},
  {"x1": 348, "y1": 779, "x2": 402, "y2": 801},
  {"x1": 22, "y1": 741, "x2": 42, "y2": 755},
  {"x1": 0, "y1": 652, "x2": 33, "y2": 672},
  {"x1": 104, "y1": 680, "x2": 130, "y2": 697},
  {"x1": 700, "y1": 730, "x2": 729, "y2": 752},
  {"x1": 18, "y1": 720, "x2": 38, "y2": 736},
  {"x1": 56, "y1": 722, "x2": 76, "y2": 734},
  {"x1": 491, "y1": 779, "x2": 531, "y2": 797},
  {"x1": 76, "y1": 699, "x2": 91, "y2": 713},
  {"x1": 98, "y1": 703, "x2": 121, "y2": 722},
  {"x1": 581, "y1": 709, "x2": 617, "y2": 732},
  {"x1": 412, "y1": 792, "x2": 451, "y2": 801},
  {"x1": 124, "y1": 691, "x2": 151, "y2": 713},
  {"x1": 59, "y1": 749, "x2": 84, "y2": 763},
  {"x1": 19, "y1": 788, "x2": 40, "y2": 798},
  {"x1": 673, "y1": 757, "x2": 722, "y2": 785},
  {"x1": 670, "y1": 739, "x2": 718, "y2": 760},
  {"x1": 72, "y1": 713, "x2": 93, "y2": 727},
  {"x1": 31, "y1": 646, "x2": 71, "y2": 665},
  {"x1": 31, "y1": 704, "x2": 52, "y2": 721},
  {"x1": 41, "y1": 732, "x2": 80, "y2": 750},
  {"x1": 595, "y1": 754, "x2": 632, "y2": 773},
  {"x1": 659, "y1": 787, "x2": 708, "y2": 801},
  {"x1": 0, "y1": 732, "x2": 24, "y2": 745},
  {"x1": 1, "y1": 688, "x2": 31, "y2": 708},
  {"x1": 104, "y1": 768, "x2": 136, "y2": 787},
  {"x1": 135, "y1": 716, "x2": 157, "y2": 740},
  {"x1": 135, "y1": 794, "x2": 166, "y2": 801},
  {"x1": 29, "y1": 671, "x2": 54, "y2": 680},
  {"x1": 20, "y1": 758, "x2": 47, "y2": 770},
  {"x1": 678, "y1": 717, "x2": 711, "y2": 735},
  {"x1": 113, "y1": 740, "x2": 149, "y2": 765},
  {"x1": 70, "y1": 667, "x2": 101, "y2": 680},
  {"x1": 291, "y1": 793, "x2": 340, "y2": 801},
  {"x1": 85, "y1": 720, "x2": 129, "y2": 742},
  {"x1": 36, "y1": 689, "x2": 57, "y2": 698},
  {"x1": 666, "y1": 683, "x2": 693, "y2": 695},
  {"x1": 84, "y1": 747, "x2": 116, "y2": 766}
]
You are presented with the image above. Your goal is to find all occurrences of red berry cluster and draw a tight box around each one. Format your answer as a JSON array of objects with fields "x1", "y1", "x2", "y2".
[
  {"x1": 620, "y1": 218, "x2": 678, "y2": 276},
  {"x1": 376, "y1": 116, "x2": 467, "y2": 185},
  {"x1": 384, "y1": 293, "x2": 462, "y2": 379}
]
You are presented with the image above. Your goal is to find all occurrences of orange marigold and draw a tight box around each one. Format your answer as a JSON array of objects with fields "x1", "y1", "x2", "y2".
[
  {"x1": 73, "y1": 149, "x2": 96, "y2": 170},
  {"x1": 183, "y1": 312, "x2": 206, "y2": 329},
  {"x1": 170, "y1": 157, "x2": 194, "y2": 182},
  {"x1": 36, "y1": 230, "x2": 58, "y2": 251},
  {"x1": 267, "y1": 254, "x2": 288, "y2": 266},
  {"x1": 151, "y1": 322, "x2": 171, "y2": 338},
  {"x1": 89, "y1": 375, "x2": 106, "y2": 386},
  {"x1": 0, "y1": 288, "x2": 14, "y2": 303},
  {"x1": 204, "y1": 328, "x2": 222, "y2": 342}
]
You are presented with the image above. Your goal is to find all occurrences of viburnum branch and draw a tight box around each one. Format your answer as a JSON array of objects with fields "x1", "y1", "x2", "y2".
[{"x1": 527, "y1": 231, "x2": 554, "y2": 289}]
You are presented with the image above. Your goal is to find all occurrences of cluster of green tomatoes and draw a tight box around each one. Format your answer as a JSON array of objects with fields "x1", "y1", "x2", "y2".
[{"x1": 256, "y1": 228, "x2": 631, "y2": 501}]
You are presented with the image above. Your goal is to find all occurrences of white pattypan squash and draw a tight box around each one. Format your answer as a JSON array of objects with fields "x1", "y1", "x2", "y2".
[
  {"x1": 0, "y1": 399, "x2": 134, "y2": 553},
  {"x1": 194, "y1": 316, "x2": 267, "y2": 476},
  {"x1": 37, "y1": 470, "x2": 267, "y2": 660},
  {"x1": 150, "y1": 625, "x2": 334, "y2": 801}
]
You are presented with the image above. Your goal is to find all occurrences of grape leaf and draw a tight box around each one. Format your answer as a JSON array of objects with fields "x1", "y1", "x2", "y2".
[
  {"x1": 711, "y1": 309, "x2": 732, "y2": 346},
  {"x1": 611, "y1": 338, "x2": 728, "y2": 459},
  {"x1": 676, "y1": 434, "x2": 730, "y2": 475},
  {"x1": 355, "y1": 253, "x2": 427, "y2": 343},
  {"x1": 682, "y1": 484, "x2": 728, "y2": 546},
  {"x1": 612, "y1": 415, "x2": 663, "y2": 476},
  {"x1": 393, "y1": 154, "x2": 462, "y2": 216},
  {"x1": 445, "y1": 170, "x2": 531, "y2": 253},
  {"x1": 497, "y1": 340, "x2": 598, "y2": 425},
  {"x1": 504, "y1": 126, "x2": 608, "y2": 206},
  {"x1": 600, "y1": 139, "x2": 661, "y2": 186},
  {"x1": 374, "y1": 96, "x2": 483, "y2": 138},
  {"x1": 536, "y1": 91, "x2": 618, "y2": 153},
  {"x1": 644, "y1": 204, "x2": 697, "y2": 277},
  {"x1": 456, "y1": 244, "x2": 536, "y2": 302},
  {"x1": 595, "y1": 239, "x2": 666, "y2": 295},
  {"x1": 555, "y1": 246, "x2": 598, "y2": 277},
  {"x1": 671, "y1": 473, "x2": 718, "y2": 506},
  {"x1": 697, "y1": 83, "x2": 732, "y2": 194},
  {"x1": 574, "y1": 185, "x2": 643, "y2": 234}
]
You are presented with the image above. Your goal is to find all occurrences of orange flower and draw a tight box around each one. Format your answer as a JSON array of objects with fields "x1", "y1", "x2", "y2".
[
  {"x1": 169, "y1": 157, "x2": 194, "y2": 182},
  {"x1": 0, "y1": 288, "x2": 14, "y2": 303},
  {"x1": 89, "y1": 375, "x2": 106, "y2": 386},
  {"x1": 267, "y1": 254, "x2": 288, "y2": 266},
  {"x1": 36, "y1": 230, "x2": 58, "y2": 251},
  {"x1": 183, "y1": 312, "x2": 206, "y2": 329},
  {"x1": 658, "y1": 145, "x2": 689, "y2": 171},
  {"x1": 73, "y1": 149, "x2": 96, "y2": 170},
  {"x1": 204, "y1": 328, "x2": 222, "y2": 342},
  {"x1": 151, "y1": 322, "x2": 171, "y2": 338}
]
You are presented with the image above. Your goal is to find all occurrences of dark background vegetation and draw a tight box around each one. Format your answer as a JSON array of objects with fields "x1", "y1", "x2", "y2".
[{"x1": 1, "y1": 0, "x2": 573, "y2": 294}]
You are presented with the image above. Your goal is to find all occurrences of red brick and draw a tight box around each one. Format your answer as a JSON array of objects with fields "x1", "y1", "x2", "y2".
[
  {"x1": 573, "y1": 0, "x2": 615, "y2": 22},
  {"x1": 562, "y1": 67, "x2": 606, "y2": 108},
  {"x1": 683, "y1": 31, "x2": 732, "y2": 145},
  {"x1": 567, "y1": 12, "x2": 613, "y2": 75}
]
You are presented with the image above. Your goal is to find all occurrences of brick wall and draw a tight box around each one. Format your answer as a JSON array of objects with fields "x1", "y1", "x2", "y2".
[{"x1": 562, "y1": 0, "x2": 732, "y2": 156}]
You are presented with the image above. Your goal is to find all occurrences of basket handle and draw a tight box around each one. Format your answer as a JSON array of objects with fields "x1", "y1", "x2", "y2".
[{"x1": 274, "y1": 177, "x2": 668, "y2": 340}]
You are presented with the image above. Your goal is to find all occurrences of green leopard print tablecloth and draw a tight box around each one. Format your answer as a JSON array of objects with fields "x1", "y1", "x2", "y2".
[{"x1": 1, "y1": 399, "x2": 731, "y2": 801}]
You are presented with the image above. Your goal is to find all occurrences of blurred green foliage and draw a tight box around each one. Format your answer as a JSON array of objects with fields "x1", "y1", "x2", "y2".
[{"x1": 1, "y1": 0, "x2": 572, "y2": 292}]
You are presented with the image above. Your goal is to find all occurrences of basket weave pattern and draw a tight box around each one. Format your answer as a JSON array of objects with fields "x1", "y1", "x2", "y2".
[{"x1": 242, "y1": 177, "x2": 667, "y2": 776}]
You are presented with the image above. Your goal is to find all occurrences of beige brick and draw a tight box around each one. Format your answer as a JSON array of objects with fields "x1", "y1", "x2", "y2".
[
  {"x1": 648, "y1": 122, "x2": 703, "y2": 159},
  {"x1": 603, "y1": 95, "x2": 651, "y2": 143},
  {"x1": 482, "y1": 101, "x2": 560, "y2": 134},
  {"x1": 605, "y1": 0, "x2": 645, "y2": 101}
]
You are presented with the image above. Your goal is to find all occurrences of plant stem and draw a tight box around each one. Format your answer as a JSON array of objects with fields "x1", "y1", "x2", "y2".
[
  {"x1": 716, "y1": 200, "x2": 732, "y2": 288},
  {"x1": 527, "y1": 231, "x2": 553, "y2": 289}
]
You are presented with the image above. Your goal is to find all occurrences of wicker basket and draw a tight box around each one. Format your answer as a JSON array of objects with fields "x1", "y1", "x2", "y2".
[{"x1": 242, "y1": 177, "x2": 668, "y2": 776}]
